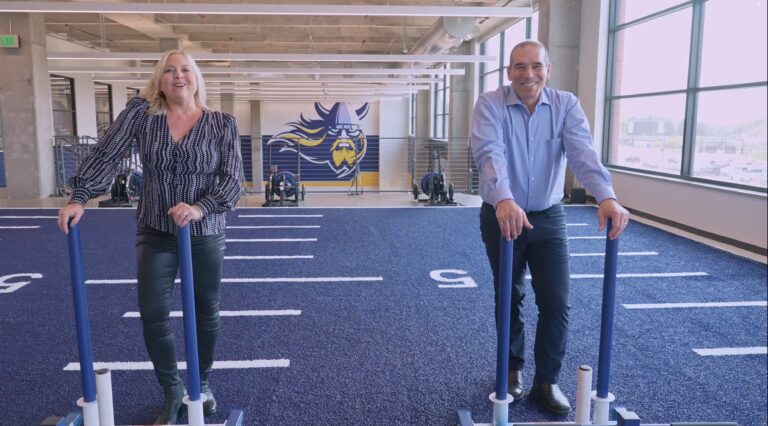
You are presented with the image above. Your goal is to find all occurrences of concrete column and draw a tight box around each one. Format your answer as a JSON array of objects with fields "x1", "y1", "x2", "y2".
[
  {"x1": 577, "y1": 0, "x2": 610, "y2": 160},
  {"x1": 415, "y1": 89, "x2": 430, "y2": 140},
  {"x1": 448, "y1": 45, "x2": 474, "y2": 191},
  {"x1": 537, "y1": 0, "x2": 582, "y2": 94},
  {"x1": 538, "y1": 0, "x2": 584, "y2": 195},
  {"x1": 249, "y1": 100, "x2": 263, "y2": 191},
  {"x1": 220, "y1": 93, "x2": 235, "y2": 115},
  {"x1": 74, "y1": 75, "x2": 97, "y2": 137},
  {"x1": 413, "y1": 88, "x2": 432, "y2": 182},
  {"x1": 159, "y1": 38, "x2": 182, "y2": 52},
  {"x1": 0, "y1": 13, "x2": 56, "y2": 199},
  {"x1": 449, "y1": 45, "x2": 473, "y2": 140}
]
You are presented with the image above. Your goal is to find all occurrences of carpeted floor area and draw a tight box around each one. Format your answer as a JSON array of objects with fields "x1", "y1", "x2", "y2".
[{"x1": 0, "y1": 205, "x2": 765, "y2": 425}]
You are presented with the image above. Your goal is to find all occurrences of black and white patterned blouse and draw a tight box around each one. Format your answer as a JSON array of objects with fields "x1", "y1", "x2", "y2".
[{"x1": 69, "y1": 97, "x2": 243, "y2": 236}]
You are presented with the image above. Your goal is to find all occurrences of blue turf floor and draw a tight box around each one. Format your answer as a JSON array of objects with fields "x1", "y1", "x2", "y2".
[{"x1": 0, "y1": 206, "x2": 765, "y2": 425}]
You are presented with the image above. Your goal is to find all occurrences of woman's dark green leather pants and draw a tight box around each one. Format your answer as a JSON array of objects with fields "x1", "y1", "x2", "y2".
[{"x1": 136, "y1": 223, "x2": 225, "y2": 389}]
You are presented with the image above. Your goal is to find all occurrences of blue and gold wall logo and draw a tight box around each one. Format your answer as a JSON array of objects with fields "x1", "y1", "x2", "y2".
[{"x1": 262, "y1": 102, "x2": 379, "y2": 186}]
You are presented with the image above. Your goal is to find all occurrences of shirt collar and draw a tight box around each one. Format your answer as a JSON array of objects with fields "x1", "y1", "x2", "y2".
[{"x1": 504, "y1": 85, "x2": 552, "y2": 108}]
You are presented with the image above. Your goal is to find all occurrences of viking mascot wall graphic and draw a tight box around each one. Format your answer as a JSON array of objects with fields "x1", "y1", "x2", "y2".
[{"x1": 264, "y1": 102, "x2": 378, "y2": 185}]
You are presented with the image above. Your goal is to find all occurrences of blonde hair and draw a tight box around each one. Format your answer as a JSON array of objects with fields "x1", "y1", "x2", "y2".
[{"x1": 140, "y1": 50, "x2": 207, "y2": 114}]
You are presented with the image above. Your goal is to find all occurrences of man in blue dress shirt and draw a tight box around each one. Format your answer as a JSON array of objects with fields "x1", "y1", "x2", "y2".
[{"x1": 471, "y1": 40, "x2": 630, "y2": 414}]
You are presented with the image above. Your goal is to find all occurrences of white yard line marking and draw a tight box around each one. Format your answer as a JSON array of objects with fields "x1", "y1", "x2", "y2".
[
  {"x1": 569, "y1": 236, "x2": 606, "y2": 240},
  {"x1": 0, "y1": 216, "x2": 57, "y2": 219},
  {"x1": 525, "y1": 272, "x2": 708, "y2": 279},
  {"x1": 238, "y1": 214, "x2": 323, "y2": 218},
  {"x1": 223, "y1": 277, "x2": 384, "y2": 283},
  {"x1": 226, "y1": 238, "x2": 317, "y2": 242},
  {"x1": 225, "y1": 255, "x2": 314, "y2": 260},
  {"x1": 227, "y1": 225, "x2": 320, "y2": 229},
  {"x1": 693, "y1": 347, "x2": 767, "y2": 356},
  {"x1": 0, "y1": 226, "x2": 40, "y2": 229},
  {"x1": 623, "y1": 301, "x2": 767, "y2": 309},
  {"x1": 570, "y1": 251, "x2": 658, "y2": 257},
  {"x1": 123, "y1": 309, "x2": 301, "y2": 318},
  {"x1": 64, "y1": 359, "x2": 290, "y2": 371},
  {"x1": 87, "y1": 276, "x2": 384, "y2": 284}
]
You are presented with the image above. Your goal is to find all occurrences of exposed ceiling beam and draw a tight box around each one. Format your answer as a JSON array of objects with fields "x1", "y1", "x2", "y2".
[
  {"x1": 48, "y1": 66, "x2": 465, "y2": 76},
  {"x1": 0, "y1": 2, "x2": 531, "y2": 18},
  {"x1": 48, "y1": 52, "x2": 495, "y2": 63},
  {"x1": 93, "y1": 76, "x2": 441, "y2": 84}
]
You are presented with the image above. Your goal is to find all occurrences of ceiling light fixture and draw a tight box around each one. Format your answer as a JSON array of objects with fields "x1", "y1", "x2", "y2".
[
  {"x1": 47, "y1": 66, "x2": 466, "y2": 76},
  {"x1": 0, "y1": 2, "x2": 531, "y2": 18},
  {"x1": 48, "y1": 52, "x2": 495, "y2": 63}
]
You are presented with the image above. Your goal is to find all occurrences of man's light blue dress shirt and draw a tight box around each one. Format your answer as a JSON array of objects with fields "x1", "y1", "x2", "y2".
[{"x1": 471, "y1": 85, "x2": 616, "y2": 212}]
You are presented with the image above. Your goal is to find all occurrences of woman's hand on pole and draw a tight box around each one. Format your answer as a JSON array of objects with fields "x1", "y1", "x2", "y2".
[
  {"x1": 58, "y1": 203, "x2": 85, "y2": 235},
  {"x1": 168, "y1": 202, "x2": 203, "y2": 227}
]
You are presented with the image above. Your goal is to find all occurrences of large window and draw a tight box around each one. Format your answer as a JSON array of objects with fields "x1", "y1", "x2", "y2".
[
  {"x1": 50, "y1": 75, "x2": 77, "y2": 136},
  {"x1": 605, "y1": 0, "x2": 767, "y2": 190},
  {"x1": 480, "y1": 33, "x2": 502, "y2": 93},
  {"x1": 94, "y1": 82, "x2": 113, "y2": 138},
  {"x1": 479, "y1": 12, "x2": 538, "y2": 93},
  {"x1": 432, "y1": 64, "x2": 450, "y2": 139}
]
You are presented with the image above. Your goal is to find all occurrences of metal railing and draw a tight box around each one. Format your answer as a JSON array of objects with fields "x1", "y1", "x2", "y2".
[
  {"x1": 53, "y1": 136, "x2": 99, "y2": 196},
  {"x1": 52, "y1": 135, "x2": 481, "y2": 197},
  {"x1": 408, "y1": 136, "x2": 478, "y2": 193}
]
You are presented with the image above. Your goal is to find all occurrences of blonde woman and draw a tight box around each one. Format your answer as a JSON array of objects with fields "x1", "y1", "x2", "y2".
[{"x1": 58, "y1": 50, "x2": 243, "y2": 424}]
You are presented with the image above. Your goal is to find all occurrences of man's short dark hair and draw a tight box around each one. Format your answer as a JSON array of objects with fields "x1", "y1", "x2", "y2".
[{"x1": 509, "y1": 40, "x2": 551, "y2": 65}]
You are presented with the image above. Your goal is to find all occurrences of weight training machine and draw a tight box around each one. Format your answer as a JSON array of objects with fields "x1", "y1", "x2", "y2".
[
  {"x1": 412, "y1": 140, "x2": 455, "y2": 206},
  {"x1": 263, "y1": 141, "x2": 305, "y2": 207}
]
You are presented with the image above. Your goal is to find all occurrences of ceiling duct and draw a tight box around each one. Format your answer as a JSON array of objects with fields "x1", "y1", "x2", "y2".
[{"x1": 409, "y1": 16, "x2": 479, "y2": 56}]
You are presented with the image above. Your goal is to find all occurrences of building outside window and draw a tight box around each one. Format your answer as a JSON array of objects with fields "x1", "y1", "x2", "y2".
[
  {"x1": 604, "y1": 0, "x2": 767, "y2": 190},
  {"x1": 480, "y1": 33, "x2": 502, "y2": 93},
  {"x1": 478, "y1": 12, "x2": 538, "y2": 94}
]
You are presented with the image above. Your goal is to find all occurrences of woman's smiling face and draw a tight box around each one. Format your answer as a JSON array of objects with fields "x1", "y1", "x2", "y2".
[{"x1": 160, "y1": 53, "x2": 198, "y2": 102}]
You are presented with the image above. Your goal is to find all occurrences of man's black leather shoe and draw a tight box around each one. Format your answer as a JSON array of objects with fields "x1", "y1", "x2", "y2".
[
  {"x1": 507, "y1": 371, "x2": 526, "y2": 399},
  {"x1": 529, "y1": 383, "x2": 571, "y2": 414}
]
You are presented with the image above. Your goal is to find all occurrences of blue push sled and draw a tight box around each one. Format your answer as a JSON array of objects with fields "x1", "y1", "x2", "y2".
[
  {"x1": 47, "y1": 223, "x2": 244, "y2": 426},
  {"x1": 456, "y1": 219, "x2": 739, "y2": 426}
]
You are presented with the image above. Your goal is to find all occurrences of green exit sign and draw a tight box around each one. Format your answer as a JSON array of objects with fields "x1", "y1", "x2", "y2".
[{"x1": 1, "y1": 35, "x2": 19, "y2": 48}]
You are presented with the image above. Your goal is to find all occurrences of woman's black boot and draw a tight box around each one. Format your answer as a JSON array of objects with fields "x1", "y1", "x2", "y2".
[
  {"x1": 153, "y1": 382, "x2": 187, "y2": 424},
  {"x1": 201, "y1": 381, "x2": 217, "y2": 415}
]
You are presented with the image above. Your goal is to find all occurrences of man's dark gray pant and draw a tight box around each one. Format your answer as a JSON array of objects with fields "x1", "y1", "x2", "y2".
[
  {"x1": 136, "y1": 223, "x2": 226, "y2": 388},
  {"x1": 480, "y1": 202, "x2": 570, "y2": 385}
]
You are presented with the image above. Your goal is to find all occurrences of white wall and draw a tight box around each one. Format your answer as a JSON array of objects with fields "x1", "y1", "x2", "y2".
[
  {"x1": 578, "y1": 0, "x2": 767, "y2": 250},
  {"x1": 73, "y1": 75, "x2": 97, "y2": 137},
  {"x1": 379, "y1": 98, "x2": 410, "y2": 191},
  {"x1": 110, "y1": 83, "x2": 130, "y2": 120}
]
